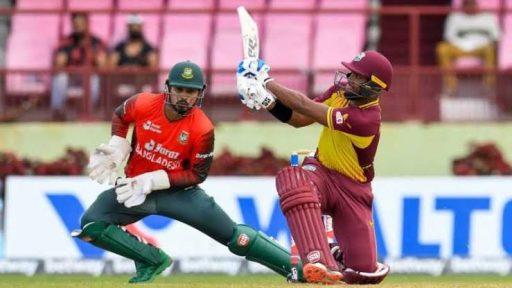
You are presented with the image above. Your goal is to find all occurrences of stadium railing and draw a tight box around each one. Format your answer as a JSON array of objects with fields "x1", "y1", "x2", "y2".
[{"x1": 0, "y1": 5, "x2": 510, "y2": 122}]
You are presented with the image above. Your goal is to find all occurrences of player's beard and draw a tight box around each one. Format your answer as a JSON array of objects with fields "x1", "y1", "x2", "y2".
[{"x1": 166, "y1": 94, "x2": 194, "y2": 116}]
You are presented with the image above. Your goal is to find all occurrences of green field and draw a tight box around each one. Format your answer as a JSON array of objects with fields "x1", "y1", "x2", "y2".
[{"x1": 1, "y1": 274, "x2": 512, "y2": 288}]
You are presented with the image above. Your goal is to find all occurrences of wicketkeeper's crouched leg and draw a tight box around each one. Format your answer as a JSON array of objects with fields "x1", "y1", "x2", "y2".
[
  {"x1": 227, "y1": 224, "x2": 304, "y2": 282},
  {"x1": 72, "y1": 221, "x2": 171, "y2": 283},
  {"x1": 72, "y1": 189, "x2": 172, "y2": 283}
]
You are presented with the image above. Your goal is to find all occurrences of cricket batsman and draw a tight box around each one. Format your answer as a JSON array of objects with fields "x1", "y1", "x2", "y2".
[
  {"x1": 73, "y1": 60, "x2": 304, "y2": 283},
  {"x1": 237, "y1": 51, "x2": 392, "y2": 284}
]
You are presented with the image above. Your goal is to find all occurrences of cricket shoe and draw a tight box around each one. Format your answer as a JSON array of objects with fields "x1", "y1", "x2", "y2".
[
  {"x1": 128, "y1": 249, "x2": 172, "y2": 284},
  {"x1": 303, "y1": 262, "x2": 343, "y2": 285}
]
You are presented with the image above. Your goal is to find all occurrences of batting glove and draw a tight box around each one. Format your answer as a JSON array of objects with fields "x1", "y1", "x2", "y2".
[
  {"x1": 88, "y1": 135, "x2": 131, "y2": 185},
  {"x1": 115, "y1": 170, "x2": 170, "y2": 208},
  {"x1": 237, "y1": 58, "x2": 274, "y2": 88},
  {"x1": 237, "y1": 77, "x2": 275, "y2": 110}
]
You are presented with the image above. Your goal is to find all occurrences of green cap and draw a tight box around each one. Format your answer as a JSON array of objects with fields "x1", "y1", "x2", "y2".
[{"x1": 167, "y1": 61, "x2": 205, "y2": 90}]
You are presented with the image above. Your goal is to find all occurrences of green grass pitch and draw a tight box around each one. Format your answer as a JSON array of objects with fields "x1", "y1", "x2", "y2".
[{"x1": 1, "y1": 274, "x2": 512, "y2": 287}]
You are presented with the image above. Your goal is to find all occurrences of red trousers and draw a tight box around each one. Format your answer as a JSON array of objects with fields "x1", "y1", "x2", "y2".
[{"x1": 302, "y1": 157, "x2": 377, "y2": 272}]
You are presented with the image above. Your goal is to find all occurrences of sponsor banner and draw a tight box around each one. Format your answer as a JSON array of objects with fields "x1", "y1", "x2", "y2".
[
  {"x1": 5, "y1": 176, "x2": 287, "y2": 259},
  {"x1": 4, "y1": 176, "x2": 512, "y2": 261},
  {"x1": 0, "y1": 258, "x2": 511, "y2": 276},
  {"x1": 0, "y1": 194, "x2": 3, "y2": 259}
]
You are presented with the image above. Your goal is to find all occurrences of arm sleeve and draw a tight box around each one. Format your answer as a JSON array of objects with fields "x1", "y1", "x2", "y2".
[
  {"x1": 167, "y1": 129, "x2": 215, "y2": 187},
  {"x1": 326, "y1": 106, "x2": 378, "y2": 136},
  {"x1": 314, "y1": 85, "x2": 338, "y2": 104},
  {"x1": 112, "y1": 94, "x2": 139, "y2": 137}
]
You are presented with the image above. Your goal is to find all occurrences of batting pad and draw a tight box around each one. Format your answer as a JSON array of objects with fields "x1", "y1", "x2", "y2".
[{"x1": 276, "y1": 167, "x2": 338, "y2": 270}]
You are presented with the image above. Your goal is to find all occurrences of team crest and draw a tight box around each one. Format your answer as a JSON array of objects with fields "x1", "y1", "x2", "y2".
[
  {"x1": 353, "y1": 52, "x2": 366, "y2": 62},
  {"x1": 181, "y1": 67, "x2": 194, "y2": 79},
  {"x1": 178, "y1": 130, "x2": 189, "y2": 145}
]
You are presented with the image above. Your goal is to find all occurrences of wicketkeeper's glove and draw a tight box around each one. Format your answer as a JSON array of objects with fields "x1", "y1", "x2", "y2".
[
  {"x1": 115, "y1": 170, "x2": 170, "y2": 208},
  {"x1": 88, "y1": 135, "x2": 131, "y2": 185}
]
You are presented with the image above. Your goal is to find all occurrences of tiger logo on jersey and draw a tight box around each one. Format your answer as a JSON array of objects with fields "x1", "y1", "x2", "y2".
[{"x1": 178, "y1": 130, "x2": 189, "y2": 145}]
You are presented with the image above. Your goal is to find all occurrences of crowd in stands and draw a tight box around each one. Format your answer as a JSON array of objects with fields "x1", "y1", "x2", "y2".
[
  {"x1": 51, "y1": 12, "x2": 157, "y2": 120},
  {"x1": 0, "y1": 0, "x2": 509, "y2": 122},
  {"x1": 437, "y1": 0, "x2": 501, "y2": 97}
]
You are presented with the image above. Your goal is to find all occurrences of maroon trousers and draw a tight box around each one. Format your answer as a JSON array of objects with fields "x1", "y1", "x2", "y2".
[{"x1": 302, "y1": 157, "x2": 377, "y2": 273}]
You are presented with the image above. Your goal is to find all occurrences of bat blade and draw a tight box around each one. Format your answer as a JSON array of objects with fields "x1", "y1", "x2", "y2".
[{"x1": 237, "y1": 6, "x2": 259, "y2": 59}]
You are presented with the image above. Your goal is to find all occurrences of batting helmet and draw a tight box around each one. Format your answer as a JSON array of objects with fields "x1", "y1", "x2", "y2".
[{"x1": 342, "y1": 51, "x2": 393, "y2": 91}]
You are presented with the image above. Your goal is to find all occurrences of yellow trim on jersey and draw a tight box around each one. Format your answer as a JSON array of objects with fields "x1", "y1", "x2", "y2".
[
  {"x1": 359, "y1": 99, "x2": 380, "y2": 109},
  {"x1": 342, "y1": 132, "x2": 375, "y2": 149},
  {"x1": 326, "y1": 107, "x2": 334, "y2": 129}
]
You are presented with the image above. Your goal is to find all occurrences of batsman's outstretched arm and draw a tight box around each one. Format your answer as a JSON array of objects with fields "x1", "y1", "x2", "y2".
[
  {"x1": 287, "y1": 111, "x2": 316, "y2": 128},
  {"x1": 266, "y1": 81, "x2": 329, "y2": 127}
]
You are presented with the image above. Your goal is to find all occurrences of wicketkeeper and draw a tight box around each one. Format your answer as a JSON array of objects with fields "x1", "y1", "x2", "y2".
[
  {"x1": 237, "y1": 51, "x2": 393, "y2": 285},
  {"x1": 73, "y1": 60, "x2": 303, "y2": 283}
]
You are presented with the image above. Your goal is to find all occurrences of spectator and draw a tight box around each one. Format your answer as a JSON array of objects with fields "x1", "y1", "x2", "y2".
[
  {"x1": 51, "y1": 12, "x2": 107, "y2": 120},
  {"x1": 109, "y1": 14, "x2": 158, "y2": 98},
  {"x1": 436, "y1": 0, "x2": 500, "y2": 97},
  {"x1": 109, "y1": 14, "x2": 157, "y2": 68}
]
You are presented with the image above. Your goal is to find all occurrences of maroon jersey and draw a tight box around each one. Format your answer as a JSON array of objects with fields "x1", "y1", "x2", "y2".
[
  {"x1": 112, "y1": 93, "x2": 214, "y2": 187},
  {"x1": 314, "y1": 86, "x2": 381, "y2": 183}
]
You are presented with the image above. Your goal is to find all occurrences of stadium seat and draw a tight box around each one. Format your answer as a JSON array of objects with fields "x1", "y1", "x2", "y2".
[
  {"x1": 62, "y1": 14, "x2": 112, "y2": 44},
  {"x1": 312, "y1": 13, "x2": 367, "y2": 94},
  {"x1": 112, "y1": 13, "x2": 161, "y2": 48},
  {"x1": 168, "y1": 0, "x2": 215, "y2": 10},
  {"x1": 454, "y1": 57, "x2": 482, "y2": 68},
  {"x1": 67, "y1": 0, "x2": 114, "y2": 9},
  {"x1": 319, "y1": 0, "x2": 365, "y2": 8},
  {"x1": 210, "y1": 13, "x2": 263, "y2": 96},
  {"x1": 16, "y1": 0, "x2": 63, "y2": 9},
  {"x1": 263, "y1": 14, "x2": 312, "y2": 94},
  {"x1": 269, "y1": 0, "x2": 317, "y2": 10},
  {"x1": 452, "y1": 0, "x2": 500, "y2": 9},
  {"x1": 6, "y1": 14, "x2": 60, "y2": 94},
  {"x1": 219, "y1": 0, "x2": 266, "y2": 9},
  {"x1": 117, "y1": 0, "x2": 164, "y2": 10},
  {"x1": 160, "y1": 14, "x2": 212, "y2": 84},
  {"x1": 498, "y1": 1, "x2": 512, "y2": 70}
]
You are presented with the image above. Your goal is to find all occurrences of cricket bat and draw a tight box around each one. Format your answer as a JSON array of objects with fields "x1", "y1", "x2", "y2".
[{"x1": 237, "y1": 6, "x2": 259, "y2": 59}]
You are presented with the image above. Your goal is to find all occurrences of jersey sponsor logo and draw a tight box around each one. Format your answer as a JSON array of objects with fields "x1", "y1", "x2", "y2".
[
  {"x1": 135, "y1": 146, "x2": 182, "y2": 170},
  {"x1": 142, "y1": 120, "x2": 162, "y2": 134},
  {"x1": 143, "y1": 140, "x2": 180, "y2": 159},
  {"x1": 335, "y1": 111, "x2": 344, "y2": 125},
  {"x1": 178, "y1": 130, "x2": 189, "y2": 145},
  {"x1": 195, "y1": 152, "x2": 214, "y2": 159},
  {"x1": 182, "y1": 67, "x2": 194, "y2": 79},
  {"x1": 136, "y1": 142, "x2": 182, "y2": 170},
  {"x1": 306, "y1": 251, "x2": 321, "y2": 263}
]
